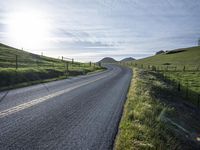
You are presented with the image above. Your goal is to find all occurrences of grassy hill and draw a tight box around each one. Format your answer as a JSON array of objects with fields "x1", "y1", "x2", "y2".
[
  {"x1": 116, "y1": 46, "x2": 200, "y2": 149},
  {"x1": 0, "y1": 43, "x2": 102, "y2": 90},
  {"x1": 128, "y1": 46, "x2": 200, "y2": 102},
  {"x1": 98, "y1": 57, "x2": 117, "y2": 63},
  {"x1": 120, "y1": 57, "x2": 135, "y2": 62},
  {"x1": 0, "y1": 43, "x2": 78, "y2": 68},
  {"x1": 134, "y1": 46, "x2": 200, "y2": 69}
]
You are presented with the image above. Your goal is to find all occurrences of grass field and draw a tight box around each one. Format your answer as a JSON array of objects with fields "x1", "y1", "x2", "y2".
[
  {"x1": 0, "y1": 43, "x2": 103, "y2": 90},
  {"x1": 115, "y1": 68, "x2": 200, "y2": 150},
  {"x1": 163, "y1": 71, "x2": 200, "y2": 105},
  {"x1": 162, "y1": 71, "x2": 200, "y2": 93},
  {"x1": 115, "y1": 46, "x2": 200, "y2": 149},
  {"x1": 124, "y1": 46, "x2": 200, "y2": 107},
  {"x1": 132, "y1": 46, "x2": 200, "y2": 68},
  {"x1": 115, "y1": 68, "x2": 182, "y2": 149},
  {"x1": 0, "y1": 43, "x2": 97, "y2": 69}
]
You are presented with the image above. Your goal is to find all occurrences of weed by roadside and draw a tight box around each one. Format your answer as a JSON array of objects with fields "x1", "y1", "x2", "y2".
[{"x1": 115, "y1": 68, "x2": 200, "y2": 150}]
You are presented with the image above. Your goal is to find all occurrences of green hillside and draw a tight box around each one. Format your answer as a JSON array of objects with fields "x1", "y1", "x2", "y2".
[
  {"x1": 135, "y1": 46, "x2": 200, "y2": 68},
  {"x1": 126, "y1": 46, "x2": 200, "y2": 106},
  {"x1": 0, "y1": 43, "x2": 102, "y2": 90},
  {"x1": 0, "y1": 43, "x2": 77, "y2": 68},
  {"x1": 116, "y1": 46, "x2": 200, "y2": 149}
]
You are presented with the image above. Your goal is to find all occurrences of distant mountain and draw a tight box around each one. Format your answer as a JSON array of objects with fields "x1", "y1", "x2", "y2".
[
  {"x1": 120, "y1": 57, "x2": 135, "y2": 62},
  {"x1": 98, "y1": 57, "x2": 117, "y2": 63}
]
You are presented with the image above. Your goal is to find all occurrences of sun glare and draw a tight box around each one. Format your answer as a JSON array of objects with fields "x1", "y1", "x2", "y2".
[{"x1": 7, "y1": 10, "x2": 50, "y2": 50}]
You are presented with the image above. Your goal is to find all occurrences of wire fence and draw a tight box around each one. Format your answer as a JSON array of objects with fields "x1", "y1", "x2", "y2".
[
  {"x1": 120, "y1": 62, "x2": 200, "y2": 72},
  {"x1": 0, "y1": 54, "x2": 102, "y2": 89},
  {"x1": 159, "y1": 71, "x2": 200, "y2": 108},
  {"x1": 122, "y1": 62, "x2": 200, "y2": 109},
  {"x1": 0, "y1": 54, "x2": 99, "y2": 71}
]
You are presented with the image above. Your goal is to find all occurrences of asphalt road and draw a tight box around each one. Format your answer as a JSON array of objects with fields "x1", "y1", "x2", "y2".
[{"x1": 0, "y1": 64, "x2": 132, "y2": 150}]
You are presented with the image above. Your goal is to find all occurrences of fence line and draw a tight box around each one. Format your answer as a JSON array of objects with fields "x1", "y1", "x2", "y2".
[
  {"x1": 0, "y1": 54, "x2": 102, "y2": 70},
  {"x1": 157, "y1": 71, "x2": 200, "y2": 108},
  {"x1": 121, "y1": 62, "x2": 200, "y2": 108}
]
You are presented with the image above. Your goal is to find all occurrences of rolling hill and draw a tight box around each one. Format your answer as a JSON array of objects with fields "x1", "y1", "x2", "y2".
[
  {"x1": 135, "y1": 46, "x2": 200, "y2": 66},
  {"x1": 0, "y1": 43, "x2": 72, "y2": 68},
  {"x1": 0, "y1": 43, "x2": 102, "y2": 90},
  {"x1": 120, "y1": 57, "x2": 135, "y2": 62},
  {"x1": 99, "y1": 57, "x2": 117, "y2": 63}
]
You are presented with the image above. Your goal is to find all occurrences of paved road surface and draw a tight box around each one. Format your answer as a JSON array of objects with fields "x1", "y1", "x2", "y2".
[{"x1": 0, "y1": 64, "x2": 132, "y2": 150}]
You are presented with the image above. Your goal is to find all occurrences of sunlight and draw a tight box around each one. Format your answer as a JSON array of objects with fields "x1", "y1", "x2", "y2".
[{"x1": 7, "y1": 10, "x2": 50, "y2": 49}]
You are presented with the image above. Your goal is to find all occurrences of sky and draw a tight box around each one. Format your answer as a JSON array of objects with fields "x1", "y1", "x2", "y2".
[{"x1": 0, "y1": 0, "x2": 200, "y2": 62}]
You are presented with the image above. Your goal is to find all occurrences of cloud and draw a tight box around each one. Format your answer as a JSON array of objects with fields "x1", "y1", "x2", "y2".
[
  {"x1": 0, "y1": 23, "x2": 6, "y2": 31},
  {"x1": 72, "y1": 40, "x2": 114, "y2": 48},
  {"x1": 0, "y1": 0, "x2": 200, "y2": 61}
]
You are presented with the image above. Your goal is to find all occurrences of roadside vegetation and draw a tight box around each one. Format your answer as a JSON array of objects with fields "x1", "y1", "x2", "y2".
[
  {"x1": 115, "y1": 68, "x2": 200, "y2": 149},
  {"x1": 123, "y1": 46, "x2": 200, "y2": 107},
  {"x1": 162, "y1": 71, "x2": 200, "y2": 105},
  {"x1": 115, "y1": 46, "x2": 200, "y2": 149},
  {"x1": 0, "y1": 43, "x2": 103, "y2": 90},
  {"x1": 115, "y1": 68, "x2": 179, "y2": 149}
]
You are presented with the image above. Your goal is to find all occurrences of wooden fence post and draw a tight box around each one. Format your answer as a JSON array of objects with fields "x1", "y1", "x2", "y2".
[
  {"x1": 67, "y1": 62, "x2": 69, "y2": 72},
  {"x1": 15, "y1": 55, "x2": 18, "y2": 70},
  {"x1": 186, "y1": 83, "x2": 189, "y2": 99},
  {"x1": 52, "y1": 63, "x2": 55, "y2": 69},
  {"x1": 65, "y1": 62, "x2": 69, "y2": 75},
  {"x1": 183, "y1": 66, "x2": 185, "y2": 71},
  {"x1": 177, "y1": 82, "x2": 181, "y2": 92}
]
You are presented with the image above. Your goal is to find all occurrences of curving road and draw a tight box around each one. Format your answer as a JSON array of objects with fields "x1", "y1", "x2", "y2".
[{"x1": 0, "y1": 64, "x2": 132, "y2": 150}]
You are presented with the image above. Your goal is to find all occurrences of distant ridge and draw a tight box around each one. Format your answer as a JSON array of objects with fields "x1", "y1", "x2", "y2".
[
  {"x1": 120, "y1": 57, "x2": 135, "y2": 62},
  {"x1": 98, "y1": 57, "x2": 117, "y2": 63}
]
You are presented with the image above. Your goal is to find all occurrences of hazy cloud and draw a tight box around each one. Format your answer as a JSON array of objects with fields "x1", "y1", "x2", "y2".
[{"x1": 0, "y1": 0, "x2": 200, "y2": 61}]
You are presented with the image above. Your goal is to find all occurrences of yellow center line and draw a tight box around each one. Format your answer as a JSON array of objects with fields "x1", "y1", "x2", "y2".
[{"x1": 0, "y1": 73, "x2": 111, "y2": 118}]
